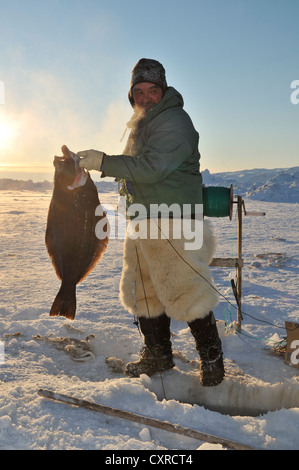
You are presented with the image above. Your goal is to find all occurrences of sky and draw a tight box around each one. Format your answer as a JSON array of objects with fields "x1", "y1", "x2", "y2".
[{"x1": 0, "y1": 0, "x2": 298, "y2": 175}]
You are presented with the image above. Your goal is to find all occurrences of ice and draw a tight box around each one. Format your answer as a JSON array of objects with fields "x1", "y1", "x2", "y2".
[{"x1": 0, "y1": 167, "x2": 298, "y2": 450}]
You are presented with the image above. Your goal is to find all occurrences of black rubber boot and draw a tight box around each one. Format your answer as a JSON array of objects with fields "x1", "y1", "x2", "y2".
[
  {"x1": 125, "y1": 313, "x2": 174, "y2": 378},
  {"x1": 188, "y1": 312, "x2": 225, "y2": 386}
]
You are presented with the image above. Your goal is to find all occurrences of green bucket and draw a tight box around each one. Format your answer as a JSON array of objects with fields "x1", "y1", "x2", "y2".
[{"x1": 203, "y1": 184, "x2": 233, "y2": 219}]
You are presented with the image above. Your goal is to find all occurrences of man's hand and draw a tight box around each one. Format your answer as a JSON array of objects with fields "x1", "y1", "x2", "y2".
[{"x1": 78, "y1": 149, "x2": 105, "y2": 172}]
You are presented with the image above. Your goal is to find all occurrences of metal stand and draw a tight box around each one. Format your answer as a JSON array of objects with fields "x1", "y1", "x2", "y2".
[
  {"x1": 210, "y1": 195, "x2": 265, "y2": 332},
  {"x1": 236, "y1": 196, "x2": 243, "y2": 332}
]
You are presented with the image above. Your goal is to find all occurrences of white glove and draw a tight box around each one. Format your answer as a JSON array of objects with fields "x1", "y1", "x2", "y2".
[{"x1": 78, "y1": 149, "x2": 105, "y2": 172}]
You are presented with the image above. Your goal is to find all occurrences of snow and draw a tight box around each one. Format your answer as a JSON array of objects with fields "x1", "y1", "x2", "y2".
[
  {"x1": 202, "y1": 166, "x2": 299, "y2": 203},
  {"x1": 0, "y1": 167, "x2": 298, "y2": 451}
]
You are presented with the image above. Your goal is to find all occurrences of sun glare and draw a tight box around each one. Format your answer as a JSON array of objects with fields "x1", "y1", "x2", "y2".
[{"x1": 0, "y1": 112, "x2": 18, "y2": 153}]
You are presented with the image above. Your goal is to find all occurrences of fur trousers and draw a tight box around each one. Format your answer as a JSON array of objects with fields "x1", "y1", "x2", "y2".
[{"x1": 119, "y1": 219, "x2": 219, "y2": 323}]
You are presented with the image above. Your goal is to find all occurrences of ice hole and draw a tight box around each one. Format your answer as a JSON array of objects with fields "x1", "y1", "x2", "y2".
[{"x1": 144, "y1": 366, "x2": 299, "y2": 417}]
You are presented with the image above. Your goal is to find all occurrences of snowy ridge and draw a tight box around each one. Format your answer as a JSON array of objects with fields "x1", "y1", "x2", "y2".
[
  {"x1": 202, "y1": 166, "x2": 299, "y2": 203},
  {"x1": 0, "y1": 178, "x2": 53, "y2": 192},
  {"x1": 1, "y1": 166, "x2": 299, "y2": 203},
  {"x1": 0, "y1": 177, "x2": 116, "y2": 193}
]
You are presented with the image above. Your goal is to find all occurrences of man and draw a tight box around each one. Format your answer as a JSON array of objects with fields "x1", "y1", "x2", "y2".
[{"x1": 78, "y1": 58, "x2": 225, "y2": 386}]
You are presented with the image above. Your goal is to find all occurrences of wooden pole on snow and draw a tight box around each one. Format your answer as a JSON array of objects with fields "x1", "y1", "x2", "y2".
[{"x1": 38, "y1": 389, "x2": 256, "y2": 451}]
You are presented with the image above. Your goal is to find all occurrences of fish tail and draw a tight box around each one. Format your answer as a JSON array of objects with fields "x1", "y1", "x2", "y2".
[{"x1": 50, "y1": 283, "x2": 77, "y2": 320}]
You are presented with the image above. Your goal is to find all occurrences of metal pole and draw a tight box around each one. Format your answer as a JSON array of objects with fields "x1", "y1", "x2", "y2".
[{"x1": 236, "y1": 196, "x2": 243, "y2": 331}]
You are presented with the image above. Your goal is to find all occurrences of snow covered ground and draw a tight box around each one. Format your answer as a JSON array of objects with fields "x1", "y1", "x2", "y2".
[{"x1": 0, "y1": 168, "x2": 298, "y2": 451}]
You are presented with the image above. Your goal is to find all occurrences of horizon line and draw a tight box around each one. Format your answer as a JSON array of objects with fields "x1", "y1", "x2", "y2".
[{"x1": 0, "y1": 164, "x2": 298, "y2": 174}]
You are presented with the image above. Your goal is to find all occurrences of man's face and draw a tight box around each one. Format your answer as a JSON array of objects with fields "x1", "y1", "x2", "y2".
[{"x1": 132, "y1": 82, "x2": 163, "y2": 113}]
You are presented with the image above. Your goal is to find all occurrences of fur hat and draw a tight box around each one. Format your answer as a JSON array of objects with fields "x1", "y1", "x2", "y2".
[{"x1": 128, "y1": 58, "x2": 168, "y2": 106}]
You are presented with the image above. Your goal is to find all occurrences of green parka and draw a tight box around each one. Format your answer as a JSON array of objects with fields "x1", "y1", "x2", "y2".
[{"x1": 102, "y1": 87, "x2": 203, "y2": 216}]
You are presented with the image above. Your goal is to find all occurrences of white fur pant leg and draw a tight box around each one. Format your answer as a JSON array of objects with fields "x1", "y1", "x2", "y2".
[
  {"x1": 119, "y1": 235, "x2": 164, "y2": 318},
  {"x1": 139, "y1": 220, "x2": 219, "y2": 322},
  {"x1": 120, "y1": 220, "x2": 219, "y2": 322}
]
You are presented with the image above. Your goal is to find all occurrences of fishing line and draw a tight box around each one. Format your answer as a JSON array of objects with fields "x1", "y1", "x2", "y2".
[
  {"x1": 135, "y1": 245, "x2": 168, "y2": 400},
  {"x1": 202, "y1": 185, "x2": 232, "y2": 218},
  {"x1": 120, "y1": 158, "x2": 287, "y2": 333},
  {"x1": 224, "y1": 305, "x2": 286, "y2": 345}
]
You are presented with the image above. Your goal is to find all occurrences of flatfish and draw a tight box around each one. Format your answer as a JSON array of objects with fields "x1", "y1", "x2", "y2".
[{"x1": 45, "y1": 145, "x2": 109, "y2": 319}]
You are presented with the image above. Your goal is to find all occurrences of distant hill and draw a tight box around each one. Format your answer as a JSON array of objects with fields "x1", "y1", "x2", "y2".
[
  {"x1": 0, "y1": 178, "x2": 53, "y2": 191},
  {"x1": 202, "y1": 166, "x2": 299, "y2": 203},
  {"x1": 0, "y1": 167, "x2": 298, "y2": 203}
]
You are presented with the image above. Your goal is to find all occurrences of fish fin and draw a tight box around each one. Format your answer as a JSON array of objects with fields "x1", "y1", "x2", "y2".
[{"x1": 50, "y1": 284, "x2": 77, "y2": 320}]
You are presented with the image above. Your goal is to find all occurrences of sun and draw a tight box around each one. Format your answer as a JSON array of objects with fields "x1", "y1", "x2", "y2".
[
  {"x1": 0, "y1": 111, "x2": 18, "y2": 152},
  {"x1": 0, "y1": 117, "x2": 13, "y2": 141}
]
